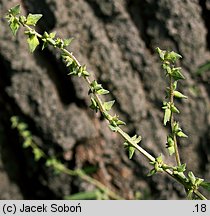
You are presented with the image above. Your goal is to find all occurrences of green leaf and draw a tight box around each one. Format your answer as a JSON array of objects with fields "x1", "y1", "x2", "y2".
[
  {"x1": 174, "y1": 91, "x2": 188, "y2": 99},
  {"x1": 156, "y1": 47, "x2": 166, "y2": 61},
  {"x1": 64, "y1": 38, "x2": 74, "y2": 47},
  {"x1": 177, "y1": 131, "x2": 188, "y2": 138},
  {"x1": 147, "y1": 169, "x2": 156, "y2": 176},
  {"x1": 173, "y1": 81, "x2": 178, "y2": 90},
  {"x1": 171, "y1": 104, "x2": 180, "y2": 113},
  {"x1": 27, "y1": 34, "x2": 39, "y2": 52},
  {"x1": 9, "y1": 5, "x2": 20, "y2": 16},
  {"x1": 21, "y1": 130, "x2": 31, "y2": 138},
  {"x1": 164, "y1": 51, "x2": 182, "y2": 63},
  {"x1": 171, "y1": 67, "x2": 185, "y2": 80},
  {"x1": 128, "y1": 146, "x2": 135, "y2": 159},
  {"x1": 108, "y1": 124, "x2": 118, "y2": 132},
  {"x1": 116, "y1": 119, "x2": 126, "y2": 126},
  {"x1": 200, "y1": 182, "x2": 210, "y2": 191},
  {"x1": 168, "y1": 146, "x2": 175, "y2": 156},
  {"x1": 33, "y1": 148, "x2": 44, "y2": 161},
  {"x1": 188, "y1": 171, "x2": 196, "y2": 185},
  {"x1": 96, "y1": 89, "x2": 109, "y2": 95},
  {"x1": 23, "y1": 138, "x2": 32, "y2": 148},
  {"x1": 163, "y1": 108, "x2": 171, "y2": 125},
  {"x1": 9, "y1": 18, "x2": 20, "y2": 36},
  {"x1": 26, "y1": 14, "x2": 43, "y2": 26},
  {"x1": 89, "y1": 97, "x2": 99, "y2": 112},
  {"x1": 17, "y1": 122, "x2": 28, "y2": 131},
  {"x1": 103, "y1": 100, "x2": 115, "y2": 111}
]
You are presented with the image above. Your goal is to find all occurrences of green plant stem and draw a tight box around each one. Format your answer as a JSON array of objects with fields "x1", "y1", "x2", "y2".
[
  {"x1": 16, "y1": 21, "x2": 207, "y2": 200},
  {"x1": 169, "y1": 75, "x2": 181, "y2": 166},
  {"x1": 58, "y1": 167, "x2": 123, "y2": 200}
]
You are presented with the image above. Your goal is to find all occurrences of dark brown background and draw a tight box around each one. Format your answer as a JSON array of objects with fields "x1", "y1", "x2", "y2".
[{"x1": 0, "y1": 0, "x2": 210, "y2": 199}]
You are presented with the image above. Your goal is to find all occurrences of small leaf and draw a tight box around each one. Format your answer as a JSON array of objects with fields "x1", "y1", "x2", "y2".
[
  {"x1": 9, "y1": 18, "x2": 20, "y2": 36},
  {"x1": 97, "y1": 89, "x2": 109, "y2": 95},
  {"x1": 156, "y1": 47, "x2": 165, "y2": 61},
  {"x1": 173, "y1": 81, "x2": 178, "y2": 90},
  {"x1": 103, "y1": 100, "x2": 115, "y2": 111},
  {"x1": 171, "y1": 67, "x2": 185, "y2": 80},
  {"x1": 23, "y1": 138, "x2": 32, "y2": 148},
  {"x1": 64, "y1": 38, "x2": 74, "y2": 47},
  {"x1": 21, "y1": 130, "x2": 31, "y2": 138},
  {"x1": 108, "y1": 124, "x2": 118, "y2": 132},
  {"x1": 177, "y1": 131, "x2": 188, "y2": 138},
  {"x1": 168, "y1": 146, "x2": 175, "y2": 155},
  {"x1": 33, "y1": 148, "x2": 44, "y2": 161},
  {"x1": 164, "y1": 108, "x2": 171, "y2": 125},
  {"x1": 89, "y1": 97, "x2": 99, "y2": 112},
  {"x1": 17, "y1": 122, "x2": 28, "y2": 131},
  {"x1": 128, "y1": 146, "x2": 135, "y2": 159},
  {"x1": 26, "y1": 13, "x2": 43, "y2": 26},
  {"x1": 200, "y1": 182, "x2": 210, "y2": 191},
  {"x1": 9, "y1": 5, "x2": 20, "y2": 16},
  {"x1": 165, "y1": 51, "x2": 182, "y2": 63},
  {"x1": 27, "y1": 34, "x2": 39, "y2": 52},
  {"x1": 174, "y1": 91, "x2": 188, "y2": 99},
  {"x1": 116, "y1": 119, "x2": 126, "y2": 126},
  {"x1": 147, "y1": 169, "x2": 156, "y2": 176},
  {"x1": 188, "y1": 171, "x2": 196, "y2": 184},
  {"x1": 171, "y1": 104, "x2": 180, "y2": 113}
]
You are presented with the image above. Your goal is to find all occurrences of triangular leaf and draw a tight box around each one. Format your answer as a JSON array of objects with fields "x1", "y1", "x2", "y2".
[
  {"x1": 26, "y1": 13, "x2": 43, "y2": 26},
  {"x1": 103, "y1": 100, "x2": 115, "y2": 111},
  {"x1": 171, "y1": 68, "x2": 185, "y2": 80},
  {"x1": 97, "y1": 89, "x2": 109, "y2": 95},
  {"x1": 9, "y1": 5, "x2": 20, "y2": 16},
  {"x1": 177, "y1": 131, "x2": 188, "y2": 138},
  {"x1": 128, "y1": 146, "x2": 135, "y2": 159},
  {"x1": 27, "y1": 34, "x2": 39, "y2": 52},
  {"x1": 164, "y1": 108, "x2": 171, "y2": 125},
  {"x1": 9, "y1": 18, "x2": 20, "y2": 36}
]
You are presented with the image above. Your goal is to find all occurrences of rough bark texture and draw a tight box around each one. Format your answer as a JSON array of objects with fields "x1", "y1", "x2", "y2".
[{"x1": 0, "y1": 0, "x2": 210, "y2": 199}]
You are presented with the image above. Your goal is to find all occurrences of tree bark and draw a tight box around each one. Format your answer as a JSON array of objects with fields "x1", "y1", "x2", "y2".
[{"x1": 0, "y1": 0, "x2": 210, "y2": 199}]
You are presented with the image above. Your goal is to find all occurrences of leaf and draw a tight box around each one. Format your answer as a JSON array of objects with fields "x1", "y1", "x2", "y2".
[
  {"x1": 9, "y1": 18, "x2": 20, "y2": 36},
  {"x1": 128, "y1": 146, "x2": 135, "y2": 159},
  {"x1": 171, "y1": 104, "x2": 180, "y2": 113},
  {"x1": 156, "y1": 47, "x2": 165, "y2": 61},
  {"x1": 165, "y1": 51, "x2": 182, "y2": 62},
  {"x1": 174, "y1": 91, "x2": 188, "y2": 99},
  {"x1": 21, "y1": 130, "x2": 31, "y2": 138},
  {"x1": 167, "y1": 146, "x2": 175, "y2": 156},
  {"x1": 171, "y1": 67, "x2": 185, "y2": 80},
  {"x1": 163, "y1": 108, "x2": 171, "y2": 125},
  {"x1": 188, "y1": 171, "x2": 196, "y2": 184},
  {"x1": 9, "y1": 5, "x2": 20, "y2": 16},
  {"x1": 33, "y1": 148, "x2": 44, "y2": 161},
  {"x1": 103, "y1": 100, "x2": 115, "y2": 111},
  {"x1": 64, "y1": 38, "x2": 74, "y2": 47},
  {"x1": 200, "y1": 182, "x2": 210, "y2": 191},
  {"x1": 26, "y1": 13, "x2": 43, "y2": 26},
  {"x1": 147, "y1": 169, "x2": 156, "y2": 176},
  {"x1": 23, "y1": 138, "x2": 32, "y2": 148},
  {"x1": 116, "y1": 119, "x2": 126, "y2": 126},
  {"x1": 177, "y1": 131, "x2": 188, "y2": 138},
  {"x1": 89, "y1": 97, "x2": 99, "y2": 112},
  {"x1": 27, "y1": 34, "x2": 39, "y2": 52},
  {"x1": 108, "y1": 124, "x2": 118, "y2": 132},
  {"x1": 97, "y1": 89, "x2": 109, "y2": 95}
]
